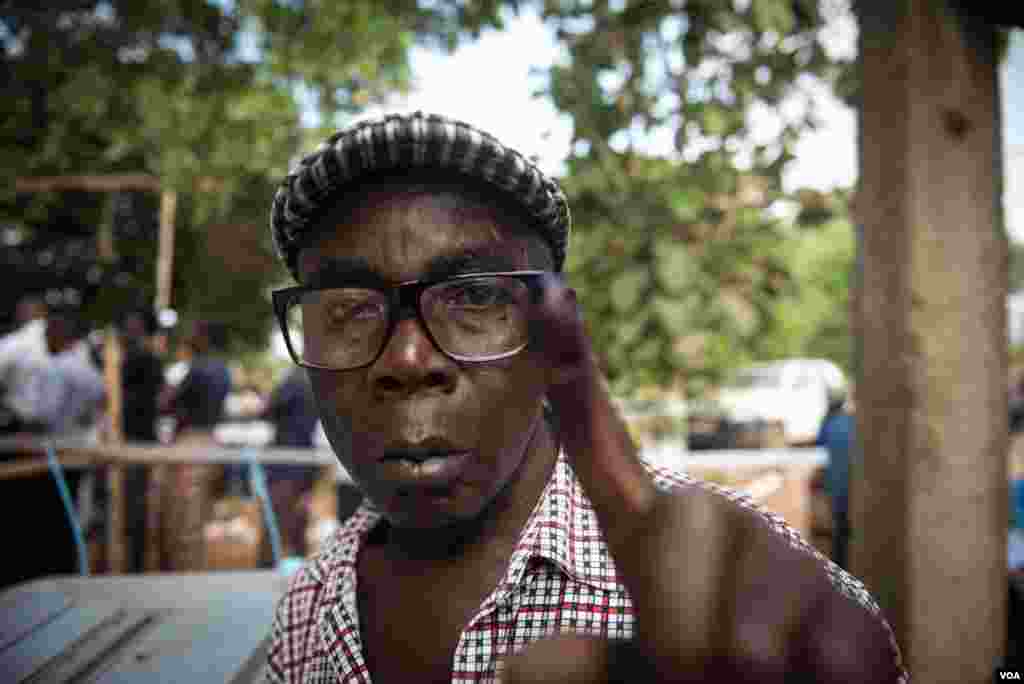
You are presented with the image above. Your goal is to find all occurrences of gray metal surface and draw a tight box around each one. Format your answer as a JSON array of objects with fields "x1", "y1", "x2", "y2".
[{"x1": 0, "y1": 571, "x2": 291, "y2": 683}]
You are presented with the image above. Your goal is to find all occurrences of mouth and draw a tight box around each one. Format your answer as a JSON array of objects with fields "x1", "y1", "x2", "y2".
[{"x1": 377, "y1": 442, "x2": 474, "y2": 490}]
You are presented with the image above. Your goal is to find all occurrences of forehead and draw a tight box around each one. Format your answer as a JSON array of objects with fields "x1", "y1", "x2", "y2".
[{"x1": 297, "y1": 186, "x2": 535, "y2": 283}]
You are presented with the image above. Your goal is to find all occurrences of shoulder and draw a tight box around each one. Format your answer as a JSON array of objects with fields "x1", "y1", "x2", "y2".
[
  {"x1": 642, "y1": 459, "x2": 885, "y2": 620},
  {"x1": 267, "y1": 507, "x2": 377, "y2": 680},
  {"x1": 266, "y1": 540, "x2": 346, "y2": 682},
  {"x1": 266, "y1": 562, "x2": 329, "y2": 683},
  {"x1": 273, "y1": 508, "x2": 369, "y2": 615},
  {"x1": 642, "y1": 458, "x2": 904, "y2": 679}
]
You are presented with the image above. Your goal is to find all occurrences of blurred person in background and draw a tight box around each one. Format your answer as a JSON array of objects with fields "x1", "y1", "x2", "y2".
[
  {"x1": 119, "y1": 307, "x2": 165, "y2": 572},
  {"x1": 0, "y1": 308, "x2": 104, "y2": 587},
  {"x1": 1010, "y1": 369, "x2": 1024, "y2": 433},
  {"x1": 262, "y1": 366, "x2": 320, "y2": 558},
  {"x1": 157, "y1": 319, "x2": 232, "y2": 570},
  {"x1": 0, "y1": 307, "x2": 104, "y2": 438},
  {"x1": 816, "y1": 379, "x2": 855, "y2": 570},
  {"x1": 44, "y1": 310, "x2": 105, "y2": 439},
  {"x1": 0, "y1": 298, "x2": 51, "y2": 434},
  {"x1": 12, "y1": 294, "x2": 47, "y2": 332},
  {"x1": 120, "y1": 307, "x2": 164, "y2": 442}
]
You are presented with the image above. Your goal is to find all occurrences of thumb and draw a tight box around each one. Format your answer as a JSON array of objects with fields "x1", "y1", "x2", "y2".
[{"x1": 502, "y1": 635, "x2": 610, "y2": 684}]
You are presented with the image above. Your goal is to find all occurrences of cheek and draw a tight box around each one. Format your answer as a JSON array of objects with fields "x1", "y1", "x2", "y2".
[
  {"x1": 467, "y1": 360, "x2": 548, "y2": 442},
  {"x1": 308, "y1": 372, "x2": 376, "y2": 457}
]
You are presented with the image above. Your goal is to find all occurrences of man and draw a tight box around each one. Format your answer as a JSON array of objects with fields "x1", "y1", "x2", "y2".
[
  {"x1": 263, "y1": 366, "x2": 321, "y2": 558},
  {"x1": 158, "y1": 319, "x2": 232, "y2": 570},
  {"x1": 11, "y1": 294, "x2": 47, "y2": 332},
  {"x1": 120, "y1": 308, "x2": 164, "y2": 443},
  {"x1": 0, "y1": 308, "x2": 103, "y2": 437},
  {"x1": 118, "y1": 307, "x2": 165, "y2": 572},
  {"x1": 44, "y1": 312, "x2": 105, "y2": 438},
  {"x1": 0, "y1": 305, "x2": 51, "y2": 434},
  {"x1": 265, "y1": 112, "x2": 905, "y2": 683},
  {"x1": 160, "y1": 320, "x2": 231, "y2": 439},
  {"x1": 816, "y1": 382, "x2": 855, "y2": 571},
  {"x1": 0, "y1": 309, "x2": 103, "y2": 587}
]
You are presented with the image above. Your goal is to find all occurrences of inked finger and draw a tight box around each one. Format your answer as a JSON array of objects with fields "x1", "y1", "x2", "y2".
[
  {"x1": 528, "y1": 272, "x2": 589, "y2": 371},
  {"x1": 623, "y1": 490, "x2": 735, "y2": 677},
  {"x1": 530, "y1": 274, "x2": 657, "y2": 536}
]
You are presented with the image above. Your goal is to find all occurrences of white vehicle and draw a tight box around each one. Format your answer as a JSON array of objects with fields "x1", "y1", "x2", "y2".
[
  {"x1": 614, "y1": 395, "x2": 688, "y2": 449},
  {"x1": 717, "y1": 358, "x2": 846, "y2": 446}
]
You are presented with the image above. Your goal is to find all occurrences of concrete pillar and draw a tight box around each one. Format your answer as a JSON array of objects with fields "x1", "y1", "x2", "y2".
[{"x1": 854, "y1": 1, "x2": 1008, "y2": 681}]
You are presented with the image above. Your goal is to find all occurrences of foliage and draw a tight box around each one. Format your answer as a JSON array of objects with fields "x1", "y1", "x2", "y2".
[
  {"x1": 0, "y1": 0, "x2": 509, "y2": 350},
  {"x1": 1011, "y1": 241, "x2": 1024, "y2": 294},
  {"x1": 754, "y1": 211, "x2": 855, "y2": 372},
  {"x1": 562, "y1": 155, "x2": 794, "y2": 397},
  {"x1": 536, "y1": 0, "x2": 852, "y2": 396},
  {"x1": 2, "y1": 0, "x2": 857, "y2": 377}
]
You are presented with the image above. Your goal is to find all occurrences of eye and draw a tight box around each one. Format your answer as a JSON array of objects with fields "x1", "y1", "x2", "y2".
[
  {"x1": 330, "y1": 301, "x2": 382, "y2": 323},
  {"x1": 444, "y1": 281, "x2": 510, "y2": 308},
  {"x1": 315, "y1": 290, "x2": 385, "y2": 328}
]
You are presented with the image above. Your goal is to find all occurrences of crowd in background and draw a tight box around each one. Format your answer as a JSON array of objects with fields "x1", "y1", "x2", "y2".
[{"x1": 0, "y1": 296, "x2": 328, "y2": 588}]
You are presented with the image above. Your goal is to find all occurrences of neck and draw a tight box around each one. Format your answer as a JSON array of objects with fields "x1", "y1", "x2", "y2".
[{"x1": 378, "y1": 416, "x2": 559, "y2": 565}]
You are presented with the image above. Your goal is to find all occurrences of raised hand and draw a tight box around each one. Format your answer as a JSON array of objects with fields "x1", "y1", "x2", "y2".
[{"x1": 507, "y1": 274, "x2": 902, "y2": 683}]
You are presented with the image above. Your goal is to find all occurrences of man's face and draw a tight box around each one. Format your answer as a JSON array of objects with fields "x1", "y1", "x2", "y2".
[
  {"x1": 297, "y1": 188, "x2": 552, "y2": 530},
  {"x1": 122, "y1": 314, "x2": 147, "y2": 342},
  {"x1": 45, "y1": 316, "x2": 73, "y2": 355}
]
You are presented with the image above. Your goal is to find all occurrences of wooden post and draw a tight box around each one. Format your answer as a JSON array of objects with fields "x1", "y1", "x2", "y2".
[
  {"x1": 154, "y1": 189, "x2": 178, "y2": 356},
  {"x1": 855, "y1": 1, "x2": 1007, "y2": 680},
  {"x1": 103, "y1": 327, "x2": 126, "y2": 574},
  {"x1": 14, "y1": 175, "x2": 213, "y2": 575}
]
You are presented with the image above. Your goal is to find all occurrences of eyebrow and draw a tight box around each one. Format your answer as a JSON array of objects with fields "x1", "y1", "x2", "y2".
[
  {"x1": 305, "y1": 256, "x2": 383, "y2": 288},
  {"x1": 420, "y1": 250, "x2": 522, "y2": 282},
  {"x1": 305, "y1": 250, "x2": 523, "y2": 287}
]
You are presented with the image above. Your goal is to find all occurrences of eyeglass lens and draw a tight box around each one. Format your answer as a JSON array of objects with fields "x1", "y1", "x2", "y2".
[{"x1": 285, "y1": 276, "x2": 532, "y2": 368}]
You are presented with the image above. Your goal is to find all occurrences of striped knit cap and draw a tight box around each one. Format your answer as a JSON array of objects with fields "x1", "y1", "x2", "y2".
[{"x1": 270, "y1": 111, "x2": 571, "y2": 278}]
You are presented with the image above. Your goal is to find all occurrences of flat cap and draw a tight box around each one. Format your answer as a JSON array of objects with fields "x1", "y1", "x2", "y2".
[{"x1": 270, "y1": 111, "x2": 571, "y2": 278}]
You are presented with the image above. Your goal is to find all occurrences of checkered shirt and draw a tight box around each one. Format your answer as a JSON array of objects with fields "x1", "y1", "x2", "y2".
[{"x1": 265, "y1": 450, "x2": 906, "y2": 683}]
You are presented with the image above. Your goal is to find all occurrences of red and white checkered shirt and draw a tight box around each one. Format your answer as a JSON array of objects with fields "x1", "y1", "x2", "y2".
[{"x1": 265, "y1": 450, "x2": 906, "y2": 683}]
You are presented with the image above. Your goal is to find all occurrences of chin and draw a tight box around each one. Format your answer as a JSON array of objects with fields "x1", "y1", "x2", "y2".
[{"x1": 373, "y1": 488, "x2": 488, "y2": 530}]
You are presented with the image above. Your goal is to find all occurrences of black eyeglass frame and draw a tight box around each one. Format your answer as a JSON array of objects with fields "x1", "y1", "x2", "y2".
[{"x1": 272, "y1": 270, "x2": 550, "y2": 371}]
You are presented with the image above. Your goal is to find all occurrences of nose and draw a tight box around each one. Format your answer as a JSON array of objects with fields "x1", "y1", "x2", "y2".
[{"x1": 368, "y1": 315, "x2": 457, "y2": 398}]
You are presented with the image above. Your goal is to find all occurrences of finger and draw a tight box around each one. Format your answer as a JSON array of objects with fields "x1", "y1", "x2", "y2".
[
  {"x1": 624, "y1": 489, "x2": 735, "y2": 676},
  {"x1": 529, "y1": 274, "x2": 657, "y2": 537},
  {"x1": 502, "y1": 634, "x2": 610, "y2": 684},
  {"x1": 528, "y1": 273, "x2": 590, "y2": 372}
]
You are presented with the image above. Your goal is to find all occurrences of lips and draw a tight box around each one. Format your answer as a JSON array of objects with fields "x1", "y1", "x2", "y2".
[{"x1": 377, "y1": 441, "x2": 473, "y2": 490}]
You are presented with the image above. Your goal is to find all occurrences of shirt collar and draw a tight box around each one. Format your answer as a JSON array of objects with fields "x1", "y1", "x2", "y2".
[
  {"x1": 310, "y1": 447, "x2": 624, "y2": 595},
  {"x1": 507, "y1": 447, "x2": 623, "y2": 592}
]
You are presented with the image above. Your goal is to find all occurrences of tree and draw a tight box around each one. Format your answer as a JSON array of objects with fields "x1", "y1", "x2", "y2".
[
  {"x1": 536, "y1": 0, "x2": 852, "y2": 396},
  {"x1": 0, "y1": 0, "x2": 511, "y2": 348},
  {"x1": 3, "y1": 0, "x2": 856, "y2": 374},
  {"x1": 755, "y1": 210, "x2": 856, "y2": 372},
  {"x1": 1011, "y1": 241, "x2": 1024, "y2": 293}
]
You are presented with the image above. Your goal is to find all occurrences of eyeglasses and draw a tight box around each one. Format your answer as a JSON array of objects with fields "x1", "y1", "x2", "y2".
[{"x1": 272, "y1": 270, "x2": 548, "y2": 370}]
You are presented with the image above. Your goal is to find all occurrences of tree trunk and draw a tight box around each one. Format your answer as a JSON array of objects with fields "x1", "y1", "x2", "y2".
[{"x1": 855, "y1": 1, "x2": 1008, "y2": 680}]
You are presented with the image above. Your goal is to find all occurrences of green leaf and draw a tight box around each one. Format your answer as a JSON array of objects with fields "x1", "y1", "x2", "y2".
[
  {"x1": 669, "y1": 187, "x2": 703, "y2": 223},
  {"x1": 609, "y1": 267, "x2": 650, "y2": 314},
  {"x1": 654, "y1": 242, "x2": 697, "y2": 293},
  {"x1": 751, "y1": 0, "x2": 797, "y2": 36},
  {"x1": 652, "y1": 294, "x2": 699, "y2": 334},
  {"x1": 700, "y1": 103, "x2": 729, "y2": 137}
]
